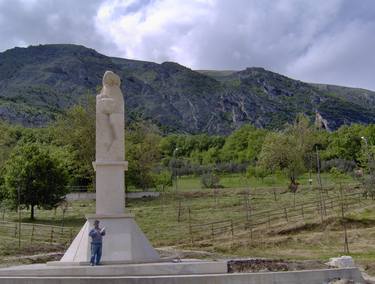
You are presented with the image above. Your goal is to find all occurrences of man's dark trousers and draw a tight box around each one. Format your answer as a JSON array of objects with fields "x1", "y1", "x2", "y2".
[{"x1": 90, "y1": 243, "x2": 102, "y2": 265}]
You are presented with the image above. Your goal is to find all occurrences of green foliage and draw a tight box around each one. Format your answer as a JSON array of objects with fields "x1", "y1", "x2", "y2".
[
  {"x1": 220, "y1": 124, "x2": 268, "y2": 163},
  {"x1": 258, "y1": 114, "x2": 317, "y2": 188},
  {"x1": 5, "y1": 109, "x2": 375, "y2": 194},
  {"x1": 152, "y1": 170, "x2": 172, "y2": 192},
  {"x1": 2, "y1": 143, "x2": 68, "y2": 219},
  {"x1": 329, "y1": 167, "x2": 346, "y2": 180},
  {"x1": 126, "y1": 122, "x2": 162, "y2": 190},
  {"x1": 322, "y1": 124, "x2": 364, "y2": 162},
  {"x1": 0, "y1": 121, "x2": 18, "y2": 170},
  {"x1": 159, "y1": 134, "x2": 225, "y2": 165},
  {"x1": 51, "y1": 99, "x2": 96, "y2": 186},
  {"x1": 319, "y1": 123, "x2": 375, "y2": 174},
  {"x1": 247, "y1": 165, "x2": 269, "y2": 181},
  {"x1": 200, "y1": 172, "x2": 221, "y2": 189}
]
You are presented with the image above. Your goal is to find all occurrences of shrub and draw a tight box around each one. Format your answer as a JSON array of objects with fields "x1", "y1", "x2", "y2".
[{"x1": 201, "y1": 172, "x2": 221, "y2": 188}]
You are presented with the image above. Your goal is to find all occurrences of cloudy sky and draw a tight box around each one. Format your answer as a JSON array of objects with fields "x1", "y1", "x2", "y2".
[{"x1": 0, "y1": 0, "x2": 374, "y2": 90}]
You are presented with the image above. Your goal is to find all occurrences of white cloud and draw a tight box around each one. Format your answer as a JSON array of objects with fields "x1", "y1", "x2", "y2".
[
  {"x1": 94, "y1": 0, "x2": 340, "y2": 68},
  {"x1": 95, "y1": 0, "x2": 216, "y2": 66},
  {"x1": 0, "y1": 0, "x2": 375, "y2": 90},
  {"x1": 287, "y1": 20, "x2": 375, "y2": 89},
  {"x1": 0, "y1": 0, "x2": 110, "y2": 53}
]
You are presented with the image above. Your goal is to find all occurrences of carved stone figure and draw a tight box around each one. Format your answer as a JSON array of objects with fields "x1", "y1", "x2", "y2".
[{"x1": 96, "y1": 71, "x2": 124, "y2": 161}]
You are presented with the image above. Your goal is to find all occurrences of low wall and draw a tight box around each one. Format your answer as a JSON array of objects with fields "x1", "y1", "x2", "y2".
[{"x1": 66, "y1": 192, "x2": 159, "y2": 201}]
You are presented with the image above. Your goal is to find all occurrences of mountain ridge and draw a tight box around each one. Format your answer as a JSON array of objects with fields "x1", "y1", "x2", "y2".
[{"x1": 1, "y1": 44, "x2": 375, "y2": 134}]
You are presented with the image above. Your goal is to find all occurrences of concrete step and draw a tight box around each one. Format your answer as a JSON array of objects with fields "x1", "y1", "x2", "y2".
[
  {"x1": 0, "y1": 261, "x2": 227, "y2": 277},
  {"x1": 0, "y1": 264, "x2": 365, "y2": 284}
]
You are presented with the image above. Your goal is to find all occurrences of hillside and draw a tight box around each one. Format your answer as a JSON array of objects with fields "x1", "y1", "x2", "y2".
[{"x1": 1, "y1": 44, "x2": 375, "y2": 134}]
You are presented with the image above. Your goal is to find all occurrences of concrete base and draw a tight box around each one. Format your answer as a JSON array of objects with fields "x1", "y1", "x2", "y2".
[
  {"x1": 0, "y1": 260, "x2": 227, "y2": 277},
  {"x1": 0, "y1": 264, "x2": 364, "y2": 284},
  {"x1": 59, "y1": 214, "x2": 160, "y2": 264}
]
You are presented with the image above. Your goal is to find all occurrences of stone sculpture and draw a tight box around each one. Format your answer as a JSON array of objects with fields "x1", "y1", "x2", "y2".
[{"x1": 96, "y1": 71, "x2": 124, "y2": 161}]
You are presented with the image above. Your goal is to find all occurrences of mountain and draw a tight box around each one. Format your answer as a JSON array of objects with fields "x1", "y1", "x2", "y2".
[{"x1": 1, "y1": 44, "x2": 375, "y2": 134}]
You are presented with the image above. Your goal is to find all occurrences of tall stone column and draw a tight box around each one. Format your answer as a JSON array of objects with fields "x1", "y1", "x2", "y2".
[
  {"x1": 58, "y1": 71, "x2": 159, "y2": 265},
  {"x1": 93, "y1": 71, "x2": 127, "y2": 215}
]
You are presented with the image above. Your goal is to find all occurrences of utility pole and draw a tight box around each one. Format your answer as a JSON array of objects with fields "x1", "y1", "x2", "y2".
[
  {"x1": 173, "y1": 147, "x2": 179, "y2": 193},
  {"x1": 316, "y1": 146, "x2": 325, "y2": 219},
  {"x1": 17, "y1": 187, "x2": 21, "y2": 249}
]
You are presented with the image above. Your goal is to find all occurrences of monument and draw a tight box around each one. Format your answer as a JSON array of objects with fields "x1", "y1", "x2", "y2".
[{"x1": 59, "y1": 71, "x2": 160, "y2": 264}]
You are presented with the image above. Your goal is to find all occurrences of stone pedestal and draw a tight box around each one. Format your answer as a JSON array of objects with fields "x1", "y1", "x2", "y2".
[
  {"x1": 59, "y1": 214, "x2": 159, "y2": 264},
  {"x1": 93, "y1": 161, "x2": 128, "y2": 215}
]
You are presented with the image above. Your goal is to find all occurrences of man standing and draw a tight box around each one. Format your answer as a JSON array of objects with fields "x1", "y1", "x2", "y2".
[{"x1": 89, "y1": 220, "x2": 105, "y2": 266}]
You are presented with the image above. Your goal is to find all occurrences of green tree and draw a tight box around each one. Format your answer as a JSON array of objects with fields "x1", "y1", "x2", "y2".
[
  {"x1": 201, "y1": 172, "x2": 221, "y2": 189},
  {"x1": 0, "y1": 121, "x2": 24, "y2": 170},
  {"x1": 126, "y1": 122, "x2": 162, "y2": 190},
  {"x1": 152, "y1": 170, "x2": 172, "y2": 192},
  {"x1": 2, "y1": 143, "x2": 68, "y2": 219},
  {"x1": 258, "y1": 114, "x2": 316, "y2": 191},
  {"x1": 322, "y1": 124, "x2": 364, "y2": 162},
  {"x1": 159, "y1": 134, "x2": 225, "y2": 166},
  {"x1": 52, "y1": 98, "x2": 96, "y2": 186},
  {"x1": 247, "y1": 165, "x2": 269, "y2": 181},
  {"x1": 220, "y1": 124, "x2": 268, "y2": 163}
]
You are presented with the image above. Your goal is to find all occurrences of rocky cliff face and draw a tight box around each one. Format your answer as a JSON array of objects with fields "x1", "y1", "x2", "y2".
[{"x1": 1, "y1": 44, "x2": 375, "y2": 134}]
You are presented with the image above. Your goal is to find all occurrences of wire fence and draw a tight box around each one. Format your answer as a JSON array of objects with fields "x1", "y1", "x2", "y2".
[
  {"x1": 0, "y1": 181, "x2": 372, "y2": 251},
  {"x1": 185, "y1": 189, "x2": 366, "y2": 248},
  {"x1": 0, "y1": 221, "x2": 76, "y2": 245}
]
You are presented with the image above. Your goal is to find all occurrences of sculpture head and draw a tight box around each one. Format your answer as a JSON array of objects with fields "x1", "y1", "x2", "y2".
[{"x1": 103, "y1": 71, "x2": 121, "y2": 87}]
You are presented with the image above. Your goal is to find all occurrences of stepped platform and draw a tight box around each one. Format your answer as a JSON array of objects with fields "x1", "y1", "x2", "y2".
[{"x1": 0, "y1": 260, "x2": 364, "y2": 283}]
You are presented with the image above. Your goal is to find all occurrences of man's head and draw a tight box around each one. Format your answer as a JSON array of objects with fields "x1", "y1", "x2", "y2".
[{"x1": 94, "y1": 220, "x2": 100, "y2": 228}]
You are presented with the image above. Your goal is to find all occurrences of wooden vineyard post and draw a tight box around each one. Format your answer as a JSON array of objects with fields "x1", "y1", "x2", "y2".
[
  {"x1": 343, "y1": 221, "x2": 349, "y2": 254},
  {"x1": 316, "y1": 146, "x2": 326, "y2": 221},
  {"x1": 317, "y1": 200, "x2": 323, "y2": 223},
  {"x1": 268, "y1": 212, "x2": 271, "y2": 229},
  {"x1": 248, "y1": 219, "x2": 253, "y2": 242},
  {"x1": 188, "y1": 207, "x2": 194, "y2": 245},
  {"x1": 211, "y1": 223, "x2": 214, "y2": 242},
  {"x1": 177, "y1": 200, "x2": 182, "y2": 223},
  {"x1": 340, "y1": 186, "x2": 350, "y2": 254},
  {"x1": 245, "y1": 189, "x2": 251, "y2": 221},
  {"x1": 30, "y1": 224, "x2": 35, "y2": 243},
  {"x1": 14, "y1": 223, "x2": 17, "y2": 238},
  {"x1": 340, "y1": 184, "x2": 344, "y2": 219},
  {"x1": 284, "y1": 208, "x2": 288, "y2": 222},
  {"x1": 301, "y1": 204, "x2": 305, "y2": 220},
  {"x1": 50, "y1": 227, "x2": 54, "y2": 244}
]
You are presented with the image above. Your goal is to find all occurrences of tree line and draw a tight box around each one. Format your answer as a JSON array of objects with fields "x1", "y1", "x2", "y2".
[{"x1": 1, "y1": 98, "x2": 375, "y2": 219}]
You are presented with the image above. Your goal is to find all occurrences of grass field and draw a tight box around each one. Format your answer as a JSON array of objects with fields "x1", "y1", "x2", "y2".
[
  {"x1": 1, "y1": 172, "x2": 375, "y2": 275},
  {"x1": 171, "y1": 172, "x2": 354, "y2": 192}
]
